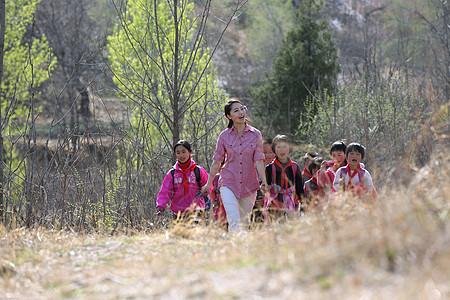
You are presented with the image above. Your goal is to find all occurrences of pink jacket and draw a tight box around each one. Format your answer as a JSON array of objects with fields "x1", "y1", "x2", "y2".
[
  {"x1": 156, "y1": 160, "x2": 210, "y2": 214},
  {"x1": 317, "y1": 167, "x2": 338, "y2": 192}
]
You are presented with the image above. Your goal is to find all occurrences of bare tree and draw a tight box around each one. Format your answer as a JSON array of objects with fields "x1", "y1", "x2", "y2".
[
  {"x1": 108, "y1": 0, "x2": 247, "y2": 149},
  {"x1": 34, "y1": 0, "x2": 108, "y2": 154},
  {"x1": 0, "y1": 0, "x2": 249, "y2": 232},
  {"x1": 413, "y1": 0, "x2": 449, "y2": 105},
  {"x1": 0, "y1": 0, "x2": 5, "y2": 222}
]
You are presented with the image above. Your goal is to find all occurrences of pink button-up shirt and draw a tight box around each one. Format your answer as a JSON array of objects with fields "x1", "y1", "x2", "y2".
[{"x1": 213, "y1": 124, "x2": 265, "y2": 198}]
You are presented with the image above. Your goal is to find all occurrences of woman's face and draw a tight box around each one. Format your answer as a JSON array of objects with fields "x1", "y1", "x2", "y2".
[
  {"x1": 175, "y1": 145, "x2": 191, "y2": 164},
  {"x1": 226, "y1": 103, "x2": 247, "y2": 126}
]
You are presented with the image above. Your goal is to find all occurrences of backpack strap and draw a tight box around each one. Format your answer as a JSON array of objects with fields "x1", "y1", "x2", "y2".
[
  {"x1": 194, "y1": 165, "x2": 201, "y2": 189},
  {"x1": 292, "y1": 162, "x2": 297, "y2": 182},
  {"x1": 271, "y1": 163, "x2": 276, "y2": 184},
  {"x1": 170, "y1": 168, "x2": 176, "y2": 186}
]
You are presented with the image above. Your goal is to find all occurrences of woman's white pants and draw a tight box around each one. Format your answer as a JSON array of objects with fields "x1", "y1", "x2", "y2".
[{"x1": 220, "y1": 186, "x2": 256, "y2": 231}]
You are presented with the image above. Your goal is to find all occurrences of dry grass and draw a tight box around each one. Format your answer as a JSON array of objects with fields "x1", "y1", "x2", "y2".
[{"x1": 1, "y1": 151, "x2": 449, "y2": 299}]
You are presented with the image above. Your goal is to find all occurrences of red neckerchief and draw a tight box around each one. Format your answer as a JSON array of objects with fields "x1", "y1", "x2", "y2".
[
  {"x1": 274, "y1": 157, "x2": 293, "y2": 190},
  {"x1": 332, "y1": 160, "x2": 347, "y2": 173},
  {"x1": 311, "y1": 176, "x2": 318, "y2": 185},
  {"x1": 332, "y1": 164, "x2": 340, "y2": 173},
  {"x1": 176, "y1": 158, "x2": 196, "y2": 195},
  {"x1": 302, "y1": 167, "x2": 313, "y2": 179},
  {"x1": 346, "y1": 164, "x2": 361, "y2": 191},
  {"x1": 179, "y1": 157, "x2": 191, "y2": 172}
]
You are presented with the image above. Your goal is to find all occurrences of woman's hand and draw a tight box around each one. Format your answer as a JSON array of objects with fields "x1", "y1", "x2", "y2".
[
  {"x1": 260, "y1": 182, "x2": 269, "y2": 194},
  {"x1": 201, "y1": 184, "x2": 210, "y2": 195}
]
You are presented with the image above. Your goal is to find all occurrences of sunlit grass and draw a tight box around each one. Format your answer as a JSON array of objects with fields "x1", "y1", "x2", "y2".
[{"x1": 0, "y1": 151, "x2": 449, "y2": 299}]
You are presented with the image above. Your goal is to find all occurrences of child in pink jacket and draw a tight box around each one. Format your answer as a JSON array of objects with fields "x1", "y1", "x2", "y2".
[
  {"x1": 210, "y1": 171, "x2": 228, "y2": 229},
  {"x1": 317, "y1": 141, "x2": 347, "y2": 196},
  {"x1": 156, "y1": 140, "x2": 210, "y2": 217}
]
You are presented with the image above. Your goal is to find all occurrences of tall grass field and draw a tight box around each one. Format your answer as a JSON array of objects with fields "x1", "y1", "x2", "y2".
[{"x1": 0, "y1": 150, "x2": 448, "y2": 299}]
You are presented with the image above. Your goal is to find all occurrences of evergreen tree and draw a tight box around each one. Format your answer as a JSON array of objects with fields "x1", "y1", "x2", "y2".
[{"x1": 251, "y1": 0, "x2": 339, "y2": 138}]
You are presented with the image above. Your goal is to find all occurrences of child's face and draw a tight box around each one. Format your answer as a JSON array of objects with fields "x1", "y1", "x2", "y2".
[
  {"x1": 263, "y1": 143, "x2": 275, "y2": 164},
  {"x1": 175, "y1": 145, "x2": 191, "y2": 164},
  {"x1": 347, "y1": 151, "x2": 362, "y2": 169},
  {"x1": 275, "y1": 141, "x2": 290, "y2": 162},
  {"x1": 311, "y1": 166, "x2": 320, "y2": 178},
  {"x1": 304, "y1": 157, "x2": 312, "y2": 168},
  {"x1": 331, "y1": 150, "x2": 346, "y2": 166}
]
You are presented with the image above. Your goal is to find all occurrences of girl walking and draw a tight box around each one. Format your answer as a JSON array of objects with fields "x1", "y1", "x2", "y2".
[{"x1": 156, "y1": 140, "x2": 210, "y2": 218}]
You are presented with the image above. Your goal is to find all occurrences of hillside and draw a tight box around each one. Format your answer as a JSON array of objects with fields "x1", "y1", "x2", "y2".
[{"x1": 211, "y1": 0, "x2": 390, "y2": 101}]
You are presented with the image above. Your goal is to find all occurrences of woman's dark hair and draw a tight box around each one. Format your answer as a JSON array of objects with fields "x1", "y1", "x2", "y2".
[
  {"x1": 173, "y1": 140, "x2": 192, "y2": 153},
  {"x1": 308, "y1": 156, "x2": 324, "y2": 175},
  {"x1": 346, "y1": 142, "x2": 365, "y2": 159},
  {"x1": 329, "y1": 141, "x2": 347, "y2": 155},
  {"x1": 224, "y1": 98, "x2": 250, "y2": 128}
]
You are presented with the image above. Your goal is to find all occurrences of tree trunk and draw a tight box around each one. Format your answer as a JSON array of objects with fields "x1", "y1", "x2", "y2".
[
  {"x1": 79, "y1": 88, "x2": 90, "y2": 121},
  {"x1": 172, "y1": 0, "x2": 180, "y2": 149},
  {"x1": 0, "y1": 0, "x2": 6, "y2": 223}
]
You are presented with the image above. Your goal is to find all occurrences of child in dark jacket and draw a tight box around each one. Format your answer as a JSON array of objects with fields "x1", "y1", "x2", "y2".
[{"x1": 264, "y1": 135, "x2": 303, "y2": 220}]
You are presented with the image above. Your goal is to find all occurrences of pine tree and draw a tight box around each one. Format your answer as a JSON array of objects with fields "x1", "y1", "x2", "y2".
[{"x1": 252, "y1": 0, "x2": 339, "y2": 138}]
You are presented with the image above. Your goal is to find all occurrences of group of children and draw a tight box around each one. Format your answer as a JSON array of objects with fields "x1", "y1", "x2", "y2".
[
  {"x1": 258, "y1": 137, "x2": 376, "y2": 220},
  {"x1": 156, "y1": 138, "x2": 377, "y2": 228}
]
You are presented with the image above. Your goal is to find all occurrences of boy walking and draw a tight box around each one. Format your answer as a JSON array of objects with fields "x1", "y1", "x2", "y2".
[
  {"x1": 264, "y1": 135, "x2": 303, "y2": 220},
  {"x1": 333, "y1": 143, "x2": 376, "y2": 199}
]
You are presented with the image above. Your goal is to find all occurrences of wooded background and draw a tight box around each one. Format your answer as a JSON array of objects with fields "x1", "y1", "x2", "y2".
[{"x1": 0, "y1": 0, "x2": 448, "y2": 232}]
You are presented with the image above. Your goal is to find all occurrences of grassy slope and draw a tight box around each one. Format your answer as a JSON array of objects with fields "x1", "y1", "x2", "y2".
[{"x1": 1, "y1": 152, "x2": 449, "y2": 299}]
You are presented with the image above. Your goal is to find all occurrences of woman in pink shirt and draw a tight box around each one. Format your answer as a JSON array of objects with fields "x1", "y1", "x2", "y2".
[{"x1": 201, "y1": 99, "x2": 268, "y2": 231}]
